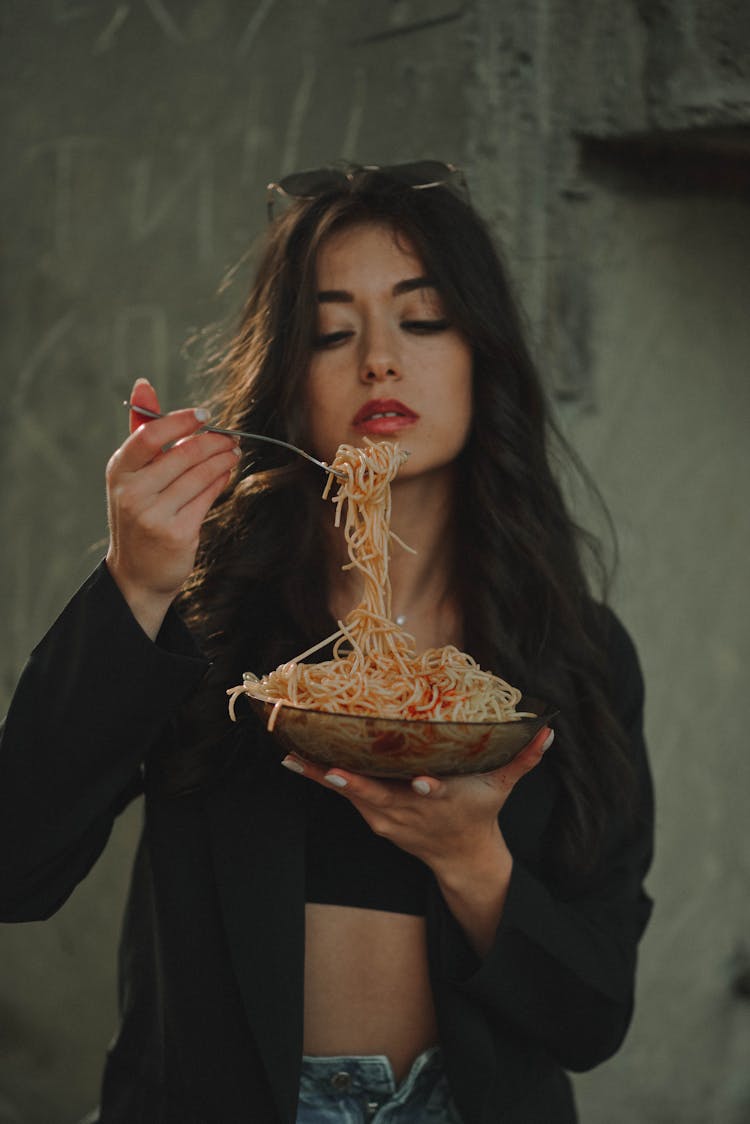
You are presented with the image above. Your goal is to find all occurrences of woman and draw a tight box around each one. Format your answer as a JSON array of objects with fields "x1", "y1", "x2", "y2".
[{"x1": 0, "y1": 164, "x2": 653, "y2": 1123}]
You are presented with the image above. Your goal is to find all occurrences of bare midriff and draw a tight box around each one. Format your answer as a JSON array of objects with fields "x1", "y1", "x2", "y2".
[{"x1": 303, "y1": 903, "x2": 439, "y2": 1083}]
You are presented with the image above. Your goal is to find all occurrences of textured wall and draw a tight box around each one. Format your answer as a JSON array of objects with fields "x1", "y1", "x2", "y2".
[
  {"x1": 1, "y1": 2, "x2": 749, "y2": 1122},
  {"x1": 564, "y1": 188, "x2": 750, "y2": 1124}
]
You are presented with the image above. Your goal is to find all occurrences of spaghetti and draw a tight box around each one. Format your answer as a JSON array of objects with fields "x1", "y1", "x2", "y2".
[{"x1": 227, "y1": 440, "x2": 532, "y2": 727}]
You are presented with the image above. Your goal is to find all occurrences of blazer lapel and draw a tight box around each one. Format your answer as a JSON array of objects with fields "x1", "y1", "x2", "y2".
[{"x1": 206, "y1": 742, "x2": 307, "y2": 1122}]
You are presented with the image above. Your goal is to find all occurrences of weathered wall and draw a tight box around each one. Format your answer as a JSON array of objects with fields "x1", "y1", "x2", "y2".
[
  {"x1": 1, "y1": 2, "x2": 749, "y2": 1121},
  {"x1": 564, "y1": 186, "x2": 750, "y2": 1124}
]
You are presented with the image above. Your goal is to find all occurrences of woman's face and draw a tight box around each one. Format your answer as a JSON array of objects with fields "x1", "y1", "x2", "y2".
[{"x1": 305, "y1": 222, "x2": 473, "y2": 483}]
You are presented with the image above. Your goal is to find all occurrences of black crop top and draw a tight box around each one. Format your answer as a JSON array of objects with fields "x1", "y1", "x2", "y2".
[{"x1": 304, "y1": 779, "x2": 428, "y2": 916}]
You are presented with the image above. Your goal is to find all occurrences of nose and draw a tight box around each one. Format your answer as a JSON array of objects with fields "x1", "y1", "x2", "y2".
[
  {"x1": 358, "y1": 324, "x2": 401, "y2": 384},
  {"x1": 361, "y1": 365, "x2": 399, "y2": 383}
]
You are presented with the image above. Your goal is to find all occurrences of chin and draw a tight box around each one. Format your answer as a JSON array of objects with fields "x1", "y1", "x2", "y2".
[{"x1": 391, "y1": 455, "x2": 459, "y2": 485}]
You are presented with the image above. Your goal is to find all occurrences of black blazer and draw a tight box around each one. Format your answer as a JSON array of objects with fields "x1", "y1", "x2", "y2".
[{"x1": 0, "y1": 563, "x2": 654, "y2": 1123}]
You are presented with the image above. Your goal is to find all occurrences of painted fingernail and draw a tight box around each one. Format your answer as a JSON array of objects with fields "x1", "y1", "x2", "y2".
[
  {"x1": 541, "y1": 730, "x2": 555, "y2": 752},
  {"x1": 194, "y1": 407, "x2": 210, "y2": 422},
  {"x1": 281, "y1": 756, "x2": 305, "y2": 775},
  {"x1": 324, "y1": 773, "x2": 348, "y2": 789},
  {"x1": 412, "y1": 779, "x2": 432, "y2": 796}
]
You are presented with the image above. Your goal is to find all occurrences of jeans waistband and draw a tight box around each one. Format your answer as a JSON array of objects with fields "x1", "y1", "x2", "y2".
[{"x1": 300, "y1": 1045, "x2": 443, "y2": 1098}]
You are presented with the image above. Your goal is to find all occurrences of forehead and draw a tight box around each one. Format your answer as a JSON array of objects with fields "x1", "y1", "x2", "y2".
[{"x1": 315, "y1": 222, "x2": 424, "y2": 285}]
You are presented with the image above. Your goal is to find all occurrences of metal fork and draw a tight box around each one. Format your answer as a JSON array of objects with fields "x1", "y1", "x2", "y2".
[{"x1": 125, "y1": 401, "x2": 344, "y2": 478}]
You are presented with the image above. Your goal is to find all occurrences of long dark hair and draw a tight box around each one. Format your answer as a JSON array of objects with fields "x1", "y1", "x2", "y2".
[{"x1": 171, "y1": 170, "x2": 634, "y2": 876}]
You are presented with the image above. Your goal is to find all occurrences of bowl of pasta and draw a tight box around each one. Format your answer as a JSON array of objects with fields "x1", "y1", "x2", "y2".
[
  {"x1": 242, "y1": 692, "x2": 555, "y2": 778},
  {"x1": 227, "y1": 439, "x2": 555, "y2": 778}
]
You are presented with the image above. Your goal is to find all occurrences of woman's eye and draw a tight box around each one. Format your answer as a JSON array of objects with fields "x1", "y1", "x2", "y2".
[
  {"x1": 313, "y1": 330, "x2": 353, "y2": 349},
  {"x1": 401, "y1": 319, "x2": 450, "y2": 333}
]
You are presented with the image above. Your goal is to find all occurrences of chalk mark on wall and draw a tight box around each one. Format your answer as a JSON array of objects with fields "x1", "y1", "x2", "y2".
[
  {"x1": 112, "y1": 305, "x2": 170, "y2": 398},
  {"x1": 350, "y1": 8, "x2": 466, "y2": 46},
  {"x1": 54, "y1": 0, "x2": 97, "y2": 20},
  {"x1": 280, "y1": 54, "x2": 316, "y2": 177},
  {"x1": 236, "y1": 0, "x2": 278, "y2": 58},
  {"x1": 145, "y1": 0, "x2": 188, "y2": 46},
  {"x1": 14, "y1": 414, "x2": 77, "y2": 485},
  {"x1": 94, "y1": 4, "x2": 130, "y2": 53},
  {"x1": 24, "y1": 138, "x2": 101, "y2": 257},
  {"x1": 129, "y1": 147, "x2": 214, "y2": 260},
  {"x1": 241, "y1": 73, "x2": 269, "y2": 186},
  {"x1": 12, "y1": 312, "x2": 77, "y2": 411},
  {"x1": 340, "y1": 67, "x2": 367, "y2": 160},
  {"x1": 67, "y1": 1, "x2": 191, "y2": 49}
]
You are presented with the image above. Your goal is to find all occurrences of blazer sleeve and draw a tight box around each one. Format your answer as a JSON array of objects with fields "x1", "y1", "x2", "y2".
[
  {"x1": 0, "y1": 561, "x2": 210, "y2": 921},
  {"x1": 428, "y1": 610, "x2": 654, "y2": 1073}
]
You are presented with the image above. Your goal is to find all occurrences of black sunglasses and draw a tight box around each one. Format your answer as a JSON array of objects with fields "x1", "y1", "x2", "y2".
[{"x1": 266, "y1": 160, "x2": 469, "y2": 221}]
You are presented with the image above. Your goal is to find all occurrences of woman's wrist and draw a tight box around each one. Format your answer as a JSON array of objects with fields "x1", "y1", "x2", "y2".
[
  {"x1": 104, "y1": 555, "x2": 176, "y2": 642},
  {"x1": 432, "y1": 827, "x2": 514, "y2": 959}
]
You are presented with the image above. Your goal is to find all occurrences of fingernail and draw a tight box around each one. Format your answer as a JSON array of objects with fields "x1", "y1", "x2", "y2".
[
  {"x1": 541, "y1": 730, "x2": 555, "y2": 752},
  {"x1": 194, "y1": 407, "x2": 210, "y2": 422},
  {"x1": 324, "y1": 773, "x2": 348, "y2": 789},
  {"x1": 281, "y1": 756, "x2": 305, "y2": 775},
  {"x1": 133, "y1": 377, "x2": 153, "y2": 389},
  {"x1": 412, "y1": 779, "x2": 431, "y2": 796},
  {"x1": 232, "y1": 444, "x2": 242, "y2": 457}
]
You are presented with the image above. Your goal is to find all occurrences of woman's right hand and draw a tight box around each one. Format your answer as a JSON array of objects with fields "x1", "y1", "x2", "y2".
[{"x1": 105, "y1": 378, "x2": 240, "y2": 640}]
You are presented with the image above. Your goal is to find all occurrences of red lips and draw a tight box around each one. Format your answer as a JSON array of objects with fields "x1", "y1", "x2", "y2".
[{"x1": 352, "y1": 398, "x2": 419, "y2": 435}]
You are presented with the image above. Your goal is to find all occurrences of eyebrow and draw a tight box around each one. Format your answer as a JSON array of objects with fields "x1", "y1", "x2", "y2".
[{"x1": 316, "y1": 276, "x2": 438, "y2": 303}]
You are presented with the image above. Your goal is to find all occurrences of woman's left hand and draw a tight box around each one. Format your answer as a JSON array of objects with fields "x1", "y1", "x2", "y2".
[
  {"x1": 281, "y1": 725, "x2": 554, "y2": 878},
  {"x1": 284, "y1": 725, "x2": 554, "y2": 955}
]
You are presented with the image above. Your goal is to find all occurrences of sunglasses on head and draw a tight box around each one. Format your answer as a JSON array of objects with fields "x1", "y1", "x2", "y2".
[{"x1": 266, "y1": 160, "x2": 469, "y2": 220}]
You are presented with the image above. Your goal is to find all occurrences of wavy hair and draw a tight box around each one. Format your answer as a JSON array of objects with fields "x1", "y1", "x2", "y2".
[{"x1": 171, "y1": 171, "x2": 635, "y2": 876}]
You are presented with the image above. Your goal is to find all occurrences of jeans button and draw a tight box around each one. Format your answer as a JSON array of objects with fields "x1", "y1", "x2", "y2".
[{"x1": 330, "y1": 1070, "x2": 352, "y2": 1091}]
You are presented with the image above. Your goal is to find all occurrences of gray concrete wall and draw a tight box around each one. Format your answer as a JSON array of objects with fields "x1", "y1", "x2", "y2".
[
  {"x1": 1, "y1": 2, "x2": 749, "y2": 1121},
  {"x1": 563, "y1": 186, "x2": 750, "y2": 1124}
]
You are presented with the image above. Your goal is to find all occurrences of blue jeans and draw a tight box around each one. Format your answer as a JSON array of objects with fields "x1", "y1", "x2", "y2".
[{"x1": 296, "y1": 1046, "x2": 462, "y2": 1123}]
